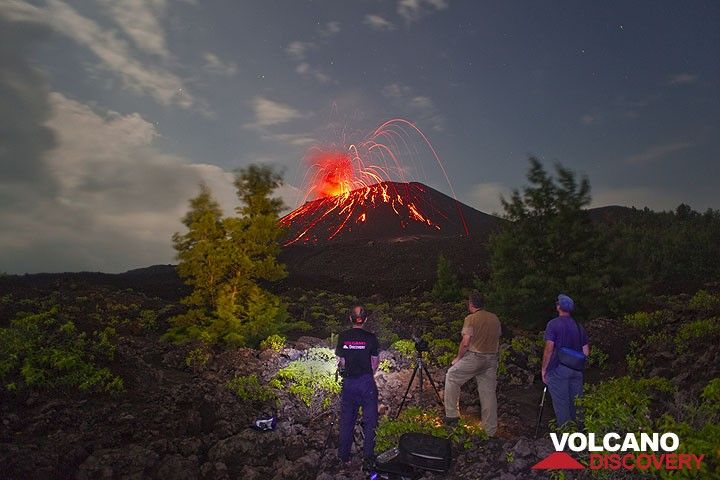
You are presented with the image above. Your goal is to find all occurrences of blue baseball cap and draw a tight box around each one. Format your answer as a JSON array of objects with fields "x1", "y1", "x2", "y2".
[{"x1": 556, "y1": 294, "x2": 575, "y2": 312}]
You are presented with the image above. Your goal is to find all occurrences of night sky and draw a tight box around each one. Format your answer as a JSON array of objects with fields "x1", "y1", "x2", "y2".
[{"x1": 1, "y1": 1, "x2": 718, "y2": 273}]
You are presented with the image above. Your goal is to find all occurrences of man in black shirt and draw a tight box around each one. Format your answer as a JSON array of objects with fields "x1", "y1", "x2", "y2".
[{"x1": 335, "y1": 305, "x2": 379, "y2": 464}]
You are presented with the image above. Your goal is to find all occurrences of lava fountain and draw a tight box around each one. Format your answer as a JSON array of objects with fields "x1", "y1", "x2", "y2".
[{"x1": 281, "y1": 119, "x2": 469, "y2": 245}]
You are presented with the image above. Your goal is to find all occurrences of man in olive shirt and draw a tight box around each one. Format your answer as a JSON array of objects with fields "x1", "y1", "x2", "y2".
[{"x1": 443, "y1": 291, "x2": 501, "y2": 435}]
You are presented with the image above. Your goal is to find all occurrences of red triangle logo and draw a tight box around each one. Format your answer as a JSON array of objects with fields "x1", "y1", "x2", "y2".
[{"x1": 531, "y1": 452, "x2": 585, "y2": 470}]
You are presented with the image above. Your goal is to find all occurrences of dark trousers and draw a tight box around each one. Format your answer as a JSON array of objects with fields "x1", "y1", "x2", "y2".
[
  {"x1": 339, "y1": 373, "x2": 378, "y2": 461},
  {"x1": 546, "y1": 364, "x2": 583, "y2": 427}
]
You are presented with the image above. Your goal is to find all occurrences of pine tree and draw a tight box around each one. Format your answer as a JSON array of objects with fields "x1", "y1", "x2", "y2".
[
  {"x1": 431, "y1": 253, "x2": 461, "y2": 302},
  {"x1": 166, "y1": 165, "x2": 289, "y2": 347},
  {"x1": 169, "y1": 183, "x2": 228, "y2": 341},
  {"x1": 485, "y1": 158, "x2": 614, "y2": 327}
]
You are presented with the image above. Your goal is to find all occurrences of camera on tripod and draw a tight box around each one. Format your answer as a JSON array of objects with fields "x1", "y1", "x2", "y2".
[{"x1": 412, "y1": 335, "x2": 428, "y2": 353}]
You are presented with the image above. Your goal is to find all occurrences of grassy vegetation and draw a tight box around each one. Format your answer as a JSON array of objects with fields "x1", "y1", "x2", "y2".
[
  {"x1": 375, "y1": 407, "x2": 487, "y2": 453},
  {"x1": 0, "y1": 307, "x2": 123, "y2": 394},
  {"x1": 272, "y1": 347, "x2": 340, "y2": 411}
]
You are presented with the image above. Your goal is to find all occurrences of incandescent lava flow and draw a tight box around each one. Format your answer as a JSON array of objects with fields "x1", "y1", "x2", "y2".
[
  {"x1": 280, "y1": 119, "x2": 488, "y2": 245},
  {"x1": 280, "y1": 181, "x2": 499, "y2": 245}
]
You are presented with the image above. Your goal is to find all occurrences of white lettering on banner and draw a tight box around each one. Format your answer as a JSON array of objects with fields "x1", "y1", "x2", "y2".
[
  {"x1": 661, "y1": 434, "x2": 679, "y2": 452},
  {"x1": 603, "y1": 433, "x2": 621, "y2": 452},
  {"x1": 622, "y1": 434, "x2": 639, "y2": 452},
  {"x1": 550, "y1": 432, "x2": 681, "y2": 453}
]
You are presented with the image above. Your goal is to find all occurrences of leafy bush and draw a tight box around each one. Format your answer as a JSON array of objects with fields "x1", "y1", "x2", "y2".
[
  {"x1": 688, "y1": 290, "x2": 720, "y2": 314},
  {"x1": 625, "y1": 352, "x2": 645, "y2": 376},
  {"x1": 227, "y1": 374, "x2": 276, "y2": 404},
  {"x1": 259, "y1": 334, "x2": 286, "y2": 352},
  {"x1": 431, "y1": 254, "x2": 461, "y2": 302},
  {"x1": 654, "y1": 378, "x2": 720, "y2": 479},
  {"x1": 185, "y1": 347, "x2": 210, "y2": 368},
  {"x1": 390, "y1": 339, "x2": 416, "y2": 361},
  {"x1": 274, "y1": 347, "x2": 340, "y2": 409},
  {"x1": 0, "y1": 308, "x2": 123, "y2": 394},
  {"x1": 675, "y1": 318, "x2": 720, "y2": 354},
  {"x1": 575, "y1": 376, "x2": 673, "y2": 435},
  {"x1": 427, "y1": 338, "x2": 456, "y2": 367},
  {"x1": 587, "y1": 346, "x2": 609, "y2": 370},
  {"x1": 378, "y1": 359, "x2": 393, "y2": 373},
  {"x1": 375, "y1": 407, "x2": 487, "y2": 453},
  {"x1": 623, "y1": 310, "x2": 669, "y2": 329}
]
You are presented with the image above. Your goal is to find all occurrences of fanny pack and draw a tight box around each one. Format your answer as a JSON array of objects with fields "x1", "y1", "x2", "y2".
[{"x1": 557, "y1": 319, "x2": 586, "y2": 371}]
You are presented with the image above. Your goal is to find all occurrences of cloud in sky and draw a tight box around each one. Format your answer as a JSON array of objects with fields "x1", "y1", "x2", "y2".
[
  {"x1": 0, "y1": 91, "x2": 237, "y2": 273},
  {"x1": 467, "y1": 182, "x2": 510, "y2": 215},
  {"x1": 626, "y1": 141, "x2": 695, "y2": 165},
  {"x1": 246, "y1": 97, "x2": 302, "y2": 128},
  {"x1": 285, "y1": 40, "x2": 313, "y2": 61},
  {"x1": 382, "y1": 83, "x2": 445, "y2": 131},
  {"x1": 1, "y1": 0, "x2": 194, "y2": 108},
  {"x1": 667, "y1": 73, "x2": 698, "y2": 86},
  {"x1": 203, "y1": 52, "x2": 237, "y2": 76},
  {"x1": 102, "y1": 0, "x2": 169, "y2": 58},
  {"x1": 318, "y1": 21, "x2": 341, "y2": 37},
  {"x1": 364, "y1": 14, "x2": 395, "y2": 31},
  {"x1": 397, "y1": 0, "x2": 449, "y2": 23}
]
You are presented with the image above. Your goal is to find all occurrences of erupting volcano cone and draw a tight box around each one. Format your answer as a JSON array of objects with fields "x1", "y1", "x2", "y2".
[{"x1": 280, "y1": 181, "x2": 498, "y2": 245}]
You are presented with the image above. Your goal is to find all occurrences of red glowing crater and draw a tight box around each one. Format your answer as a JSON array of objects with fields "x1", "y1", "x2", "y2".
[{"x1": 281, "y1": 119, "x2": 479, "y2": 245}]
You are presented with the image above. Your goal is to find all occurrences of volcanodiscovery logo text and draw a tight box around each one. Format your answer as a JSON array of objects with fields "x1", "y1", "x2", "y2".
[{"x1": 531, "y1": 432, "x2": 705, "y2": 473}]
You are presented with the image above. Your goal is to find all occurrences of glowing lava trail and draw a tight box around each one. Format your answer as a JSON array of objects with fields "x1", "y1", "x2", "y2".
[{"x1": 280, "y1": 119, "x2": 469, "y2": 245}]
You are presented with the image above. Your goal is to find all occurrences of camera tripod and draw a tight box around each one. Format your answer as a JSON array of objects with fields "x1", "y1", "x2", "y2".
[{"x1": 394, "y1": 347, "x2": 444, "y2": 419}]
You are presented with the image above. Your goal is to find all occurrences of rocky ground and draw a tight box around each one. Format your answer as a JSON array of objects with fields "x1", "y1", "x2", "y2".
[
  {"x1": 2, "y1": 279, "x2": 717, "y2": 479},
  {"x1": 0, "y1": 327, "x2": 557, "y2": 480}
]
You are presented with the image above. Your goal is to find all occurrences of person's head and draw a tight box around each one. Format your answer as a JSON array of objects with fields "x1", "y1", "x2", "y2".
[
  {"x1": 556, "y1": 294, "x2": 575, "y2": 315},
  {"x1": 349, "y1": 305, "x2": 368, "y2": 327},
  {"x1": 468, "y1": 291, "x2": 484, "y2": 313}
]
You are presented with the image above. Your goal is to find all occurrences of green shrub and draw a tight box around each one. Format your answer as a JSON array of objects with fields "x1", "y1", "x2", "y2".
[
  {"x1": 378, "y1": 359, "x2": 393, "y2": 373},
  {"x1": 587, "y1": 347, "x2": 609, "y2": 370},
  {"x1": 625, "y1": 352, "x2": 645, "y2": 376},
  {"x1": 431, "y1": 254, "x2": 461, "y2": 302},
  {"x1": 259, "y1": 334, "x2": 286, "y2": 352},
  {"x1": 274, "y1": 347, "x2": 340, "y2": 409},
  {"x1": 688, "y1": 290, "x2": 720, "y2": 314},
  {"x1": 575, "y1": 376, "x2": 673, "y2": 434},
  {"x1": 428, "y1": 338, "x2": 456, "y2": 367},
  {"x1": 227, "y1": 374, "x2": 276, "y2": 404},
  {"x1": 623, "y1": 310, "x2": 669, "y2": 329},
  {"x1": 675, "y1": 318, "x2": 720, "y2": 354},
  {"x1": 390, "y1": 339, "x2": 416, "y2": 361},
  {"x1": 0, "y1": 308, "x2": 123, "y2": 394},
  {"x1": 185, "y1": 347, "x2": 210, "y2": 368},
  {"x1": 509, "y1": 334, "x2": 543, "y2": 370},
  {"x1": 654, "y1": 378, "x2": 720, "y2": 479},
  {"x1": 375, "y1": 407, "x2": 487, "y2": 453},
  {"x1": 139, "y1": 310, "x2": 158, "y2": 331}
]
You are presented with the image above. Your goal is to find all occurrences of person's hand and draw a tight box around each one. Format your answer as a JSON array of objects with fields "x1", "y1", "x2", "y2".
[{"x1": 541, "y1": 369, "x2": 547, "y2": 384}]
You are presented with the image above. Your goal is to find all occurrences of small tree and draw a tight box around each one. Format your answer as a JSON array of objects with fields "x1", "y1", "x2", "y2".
[
  {"x1": 432, "y1": 253, "x2": 461, "y2": 302},
  {"x1": 167, "y1": 165, "x2": 289, "y2": 347},
  {"x1": 485, "y1": 158, "x2": 614, "y2": 327}
]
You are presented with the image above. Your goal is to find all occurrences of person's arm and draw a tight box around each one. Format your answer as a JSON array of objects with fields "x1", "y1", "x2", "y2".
[
  {"x1": 452, "y1": 333, "x2": 471, "y2": 365},
  {"x1": 541, "y1": 340, "x2": 554, "y2": 384},
  {"x1": 336, "y1": 333, "x2": 345, "y2": 370},
  {"x1": 371, "y1": 356, "x2": 379, "y2": 373}
]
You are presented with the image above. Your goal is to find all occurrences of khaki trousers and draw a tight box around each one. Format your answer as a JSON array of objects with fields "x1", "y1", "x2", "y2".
[{"x1": 444, "y1": 352, "x2": 498, "y2": 435}]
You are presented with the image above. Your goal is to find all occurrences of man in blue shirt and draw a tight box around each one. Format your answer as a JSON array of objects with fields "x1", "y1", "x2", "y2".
[{"x1": 541, "y1": 294, "x2": 589, "y2": 427}]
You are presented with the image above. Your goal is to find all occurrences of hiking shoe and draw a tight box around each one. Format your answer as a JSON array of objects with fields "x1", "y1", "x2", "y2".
[{"x1": 444, "y1": 416, "x2": 459, "y2": 427}]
